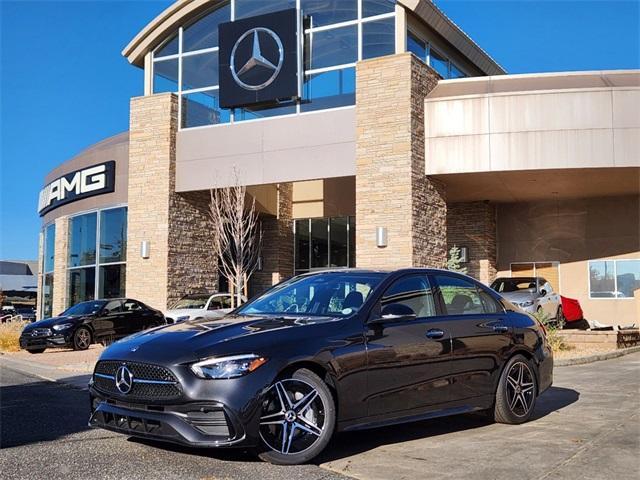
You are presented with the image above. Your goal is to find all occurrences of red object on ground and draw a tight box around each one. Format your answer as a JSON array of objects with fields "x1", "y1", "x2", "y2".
[{"x1": 561, "y1": 296, "x2": 584, "y2": 322}]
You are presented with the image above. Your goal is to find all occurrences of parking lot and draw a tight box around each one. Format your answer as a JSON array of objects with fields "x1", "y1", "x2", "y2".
[{"x1": 1, "y1": 352, "x2": 639, "y2": 480}]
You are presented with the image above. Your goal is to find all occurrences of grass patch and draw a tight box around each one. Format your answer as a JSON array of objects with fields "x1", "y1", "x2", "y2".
[{"x1": 0, "y1": 320, "x2": 28, "y2": 352}]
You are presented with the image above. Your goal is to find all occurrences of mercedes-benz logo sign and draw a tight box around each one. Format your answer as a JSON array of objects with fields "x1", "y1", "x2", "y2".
[
  {"x1": 230, "y1": 27, "x2": 284, "y2": 91},
  {"x1": 115, "y1": 365, "x2": 133, "y2": 394}
]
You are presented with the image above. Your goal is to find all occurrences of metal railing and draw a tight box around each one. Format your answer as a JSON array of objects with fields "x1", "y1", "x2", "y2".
[{"x1": 0, "y1": 314, "x2": 24, "y2": 323}]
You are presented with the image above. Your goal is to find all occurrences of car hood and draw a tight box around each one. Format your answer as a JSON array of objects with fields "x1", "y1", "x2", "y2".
[
  {"x1": 500, "y1": 291, "x2": 537, "y2": 303},
  {"x1": 22, "y1": 315, "x2": 83, "y2": 330},
  {"x1": 100, "y1": 314, "x2": 339, "y2": 364}
]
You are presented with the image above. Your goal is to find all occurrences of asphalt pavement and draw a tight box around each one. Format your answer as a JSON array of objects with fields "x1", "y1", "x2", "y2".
[{"x1": 1, "y1": 353, "x2": 639, "y2": 480}]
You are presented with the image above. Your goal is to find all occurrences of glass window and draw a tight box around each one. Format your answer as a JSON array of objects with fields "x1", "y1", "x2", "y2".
[
  {"x1": 301, "y1": 67, "x2": 355, "y2": 112},
  {"x1": 430, "y1": 48, "x2": 449, "y2": 79},
  {"x1": 479, "y1": 289, "x2": 503, "y2": 314},
  {"x1": 381, "y1": 274, "x2": 436, "y2": 318},
  {"x1": 100, "y1": 207, "x2": 127, "y2": 264},
  {"x1": 153, "y1": 58, "x2": 179, "y2": 94},
  {"x1": 155, "y1": 34, "x2": 178, "y2": 58},
  {"x1": 362, "y1": 0, "x2": 395, "y2": 17},
  {"x1": 237, "y1": 272, "x2": 383, "y2": 316},
  {"x1": 182, "y1": 3, "x2": 231, "y2": 52},
  {"x1": 589, "y1": 261, "x2": 616, "y2": 297},
  {"x1": 235, "y1": 102, "x2": 297, "y2": 122},
  {"x1": 103, "y1": 299, "x2": 123, "y2": 314},
  {"x1": 311, "y1": 218, "x2": 328, "y2": 268},
  {"x1": 43, "y1": 223, "x2": 55, "y2": 273},
  {"x1": 362, "y1": 17, "x2": 395, "y2": 60},
  {"x1": 450, "y1": 63, "x2": 466, "y2": 79},
  {"x1": 348, "y1": 216, "x2": 355, "y2": 268},
  {"x1": 42, "y1": 273, "x2": 54, "y2": 318},
  {"x1": 435, "y1": 274, "x2": 484, "y2": 315},
  {"x1": 616, "y1": 260, "x2": 640, "y2": 298},
  {"x1": 69, "y1": 267, "x2": 96, "y2": 305},
  {"x1": 235, "y1": 0, "x2": 296, "y2": 20},
  {"x1": 181, "y1": 90, "x2": 230, "y2": 128},
  {"x1": 99, "y1": 264, "x2": 126, "y2": 299},
  {"x1": 123, "y1": 300, "x2": 144, "y2": 311},
  {"x1": 407, "y1": 31, "x2": 426, "y2": 62},
  {"x1": 69, "y1": 213, "x2": 97, "y2": 267},
  {"x1": 301, "y1": 0, "x2": 357, "y2": 28},
  {"x1": 182, "y1": 51, "x2": 219, "y2": 90},
  {"x1": 330, "y1": 217, "x2": 348, "y2": 267},
  {"x1": 306, "y1": 25, "x2": 357, "y2": 70},
  {"x1": 295, "y1": 219, "x2": 310, "y2": 272}
]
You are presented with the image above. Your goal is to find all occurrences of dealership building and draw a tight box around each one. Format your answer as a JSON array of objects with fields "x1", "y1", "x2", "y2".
[{"x1": 37, "y1": 0, "x2": 639, "y2": 325}]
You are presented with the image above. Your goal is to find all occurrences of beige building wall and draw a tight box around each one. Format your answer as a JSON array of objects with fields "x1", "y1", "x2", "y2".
[
  {"x1": 496, "y1": 195, "x2": 640, "y2": 325},
  {"x1": 292, "y1": 177, "x2": 355, "y2": 219},
  {"x1": 51, "y1": 216, "x2": 69, "y2": 316}
]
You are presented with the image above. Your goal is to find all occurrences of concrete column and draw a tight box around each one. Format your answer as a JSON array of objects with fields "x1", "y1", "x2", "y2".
[
  {"x1": 355, "y1": 52, "x2": 446, "y2": 269},
  {"x1": 51, "y1": 216, "x2": 69, "y2": 316},
  {"x1": 251, "y1": 183, "x2": 293, "y2": 295},
  {"x1": 36, "y1": 230, "x2": 44, "y2": 319},
  {"x1": 126, "y1": 93, "x2": 217, "y2": 310},
  {"x1": 447, "y1": 202, "x2": 497, "y2": 284}
]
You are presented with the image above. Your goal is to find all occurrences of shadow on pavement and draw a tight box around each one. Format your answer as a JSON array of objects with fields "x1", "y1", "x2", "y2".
[
  {"x1": 128, "y1": 437, "x2": 260, "y2": 463},
  {"x1": 317, "y1": 385, "x2": 579, "y2": 463}
]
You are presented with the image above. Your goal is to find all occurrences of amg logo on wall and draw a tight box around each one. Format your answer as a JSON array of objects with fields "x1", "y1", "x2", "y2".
[
  {"x1": 38, "y1": 161, "x2": 115, "y2": 216},
  {"x1": 219, "y1": 9, "x2": 299, "y2": 109}
]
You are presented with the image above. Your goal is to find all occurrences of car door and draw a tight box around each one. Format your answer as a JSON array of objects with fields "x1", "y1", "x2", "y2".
[
  {"x1": 120, "y1": 299, "x2": 147, "y2": 335},
  {"x1": 96, "y1": 300, "x2": 124, "y2": 339},
  {"x1": 539, "y1": 280, "x2": 559, "y2": 317},
  {"x1": 432, "y1": 273, "x2": 512, "y2": 404},
  {"x1": 365, "y1": 274, "x2": 453, "y2": 418}
]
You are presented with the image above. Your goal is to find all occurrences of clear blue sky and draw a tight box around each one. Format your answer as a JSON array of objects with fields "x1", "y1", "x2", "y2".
[{"x1": 1, "y1": 0, "x2": 639, "y2": 262}]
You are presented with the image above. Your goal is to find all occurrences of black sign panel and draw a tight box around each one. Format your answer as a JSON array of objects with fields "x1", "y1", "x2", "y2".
[
  {"x1": 38, "y1": 161, "x2": 116, "y2": 216},
  {"x1": 219, "y1": 9, "x2": 299, "y2": 109}
]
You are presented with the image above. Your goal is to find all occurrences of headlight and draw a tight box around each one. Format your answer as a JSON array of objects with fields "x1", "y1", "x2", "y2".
[
  {"x1": 519, "y1": 301, "x2": 534, "y2": 308},
  {"x1": 52, "y1": 323, "x2": 74, "y2": 331},
  {"x1": 190, "y1": 354, "x2": 268, "y2": 379},
  {"x1": 176, "y1": 315, "x2": 190, "y2": 322}
]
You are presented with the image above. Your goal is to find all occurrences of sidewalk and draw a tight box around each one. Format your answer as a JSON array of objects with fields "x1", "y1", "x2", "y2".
[{"x1": 0, "y1": 345, "x2": 102, "y2": 390}]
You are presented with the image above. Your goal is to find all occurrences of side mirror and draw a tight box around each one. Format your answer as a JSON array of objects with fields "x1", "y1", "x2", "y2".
[
  {"x1": 540, "y1": 289, "x2": 547, "y2": 297},
  {"x1": 370, "y1": 303, "x2": 417, "y2": 324}
]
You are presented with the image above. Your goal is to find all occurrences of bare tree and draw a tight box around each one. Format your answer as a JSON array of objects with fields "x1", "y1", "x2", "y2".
[{"x1": 209, "y1": 177, "x2": 262, "y2": 307}]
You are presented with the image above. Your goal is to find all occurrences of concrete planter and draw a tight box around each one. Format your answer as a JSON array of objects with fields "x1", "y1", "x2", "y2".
[{"x1": 558, "y1": 329, "x2": 640, "y2": 349}]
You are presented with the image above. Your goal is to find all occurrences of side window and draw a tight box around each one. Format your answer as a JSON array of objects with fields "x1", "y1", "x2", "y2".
[
  {"x1": 123, "y1": 300, "x2": 142, "y2": 312},
  {"x1": 104, "y1": 300, "x2": 122, "y2": 314},
  {"x1": 381, "y1": 275, "x2": 436, "y2": 318},
  {"x1": 478, "y1": 288, "x2": 503, "y2": 314},
  {"x1": 327, "y1": 282, "x2": 374, "y2": 314},
  {"x1": 208, "y1": 299, "x2": 223, "y2": 310},
  {"x1": 435, "y1": 275, "x2": 484, "y2": 315}
]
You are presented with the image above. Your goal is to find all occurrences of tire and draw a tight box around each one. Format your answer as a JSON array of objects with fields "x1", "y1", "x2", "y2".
[
  {"x1": 73, "y1": 326, "x2": 92, "y2": 351},
  {"x1": 493, "y1": 354, "x2": 537, "y2": 424},
  {"x1": 257, "y1": 368, "x2": 336, "y2": 465},
  {"x1": 27, "y1": 348, "x2": 46, "y2": 354}
]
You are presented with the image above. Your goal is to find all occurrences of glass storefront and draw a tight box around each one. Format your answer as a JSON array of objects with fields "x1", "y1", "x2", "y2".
[
  {"x1": 67, "y1": 207, "x2": 127, "y2": 306},
  {"x1": 41, "y1": 223, "x2": 55, "y2": 318},
  {"x1": 294, "y1": 216, "x2": 355, "y2": 275}
]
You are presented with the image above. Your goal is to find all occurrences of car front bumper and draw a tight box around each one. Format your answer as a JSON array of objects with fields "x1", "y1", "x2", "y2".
[{"x1": 19, "y1": 332, "x2": 72, "y2": 349}]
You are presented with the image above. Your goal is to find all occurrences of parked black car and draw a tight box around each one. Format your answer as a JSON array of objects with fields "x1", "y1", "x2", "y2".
[
  {"x1": 20, "y1": 298, "x2": 165, "y2": 353},
  {"x1": 89, "y1": 269, "x2": 553, "y2": 465},
  {"x1": 15, "y1": 307, "x2": 37, "y2": 322}
]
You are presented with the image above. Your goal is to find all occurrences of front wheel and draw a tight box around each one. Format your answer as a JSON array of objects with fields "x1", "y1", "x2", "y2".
[
  {"x1": 258, "y1": 368, "x2": 336, "y2": 465},
  {"x1": 493, "y1": 354, "x2": 537, "y2": 424},
  {"x1": 72, "y1": 327, "x2": 92, "y2": 351}
]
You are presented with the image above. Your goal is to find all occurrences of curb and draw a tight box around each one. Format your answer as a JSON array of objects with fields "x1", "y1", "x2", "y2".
[{"x1": 555, "y1": 345, "x2": 640, "y2": 367}]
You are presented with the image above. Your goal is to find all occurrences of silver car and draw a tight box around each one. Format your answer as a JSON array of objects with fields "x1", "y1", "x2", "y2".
[
  {"x1": 490, "y1": 277, "x2": 563, "y2": 321},
  {"x1": 163, "y1": 293, "x2": 243, "y2": 324}
]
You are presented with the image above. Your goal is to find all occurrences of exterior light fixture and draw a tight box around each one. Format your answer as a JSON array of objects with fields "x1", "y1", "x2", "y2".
[
  {"x1": 376, "y1": 227, "x2": 388, "y2": 248},
  {"x1": 140, "y1": 241, "x2": 150, "y2": 259},
  {"x1": 459, "y1": 246, "x2": 469, "y2": 263}
]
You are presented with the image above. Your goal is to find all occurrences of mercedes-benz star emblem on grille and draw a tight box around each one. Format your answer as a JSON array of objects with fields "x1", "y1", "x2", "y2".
[
  {"x1": 230, "y1": 27, "x2": 283, "y2": 91},
  {"x1": 115, "y1": 365, "x2": 133, "y2": 394}
]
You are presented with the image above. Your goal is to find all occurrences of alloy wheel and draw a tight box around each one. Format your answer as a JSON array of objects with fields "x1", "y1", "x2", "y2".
[
  {"x1": 505, "y1": 361, "x2": 535, "y2": 417},
  {"x1": 75, "y1": 328, "x2": 91, "y2": 349},
  {"x1": 259, "y1": 379, "x2": 326, "y2": 455}
]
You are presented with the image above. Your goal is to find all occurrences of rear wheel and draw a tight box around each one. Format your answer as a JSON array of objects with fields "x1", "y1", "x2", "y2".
[
  {"x1": 494, "y1": 354, "x2": 537, "y2": 424},
  {"x1": 73, "y1": 327, "x2": 92, "y2": 351},
  {"x1": 258, "y1": 368, "x2": 335, "y2": 465},
  {"x1": 27, "y1": 348, "x2": 46, "y2": 354}
]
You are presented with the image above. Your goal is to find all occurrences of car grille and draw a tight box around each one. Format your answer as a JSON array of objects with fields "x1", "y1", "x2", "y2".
[
  {"x1": 93, "y1": 361, "x2": 181, "y2": 401},
  {"x1": 25, "y1": 328, "x2": 52, "y2": 337}
]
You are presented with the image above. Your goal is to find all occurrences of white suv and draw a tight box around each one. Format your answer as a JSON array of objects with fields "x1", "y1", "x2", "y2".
[{"x1": 164, "y1": 293, "x2": 244, "y2": 324}]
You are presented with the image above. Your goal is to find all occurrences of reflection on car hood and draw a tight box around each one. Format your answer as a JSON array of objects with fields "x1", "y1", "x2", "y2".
[
  {"x1": 22, "y1": 315, "x2": 82, "y2": 330},
  {"x1": 100, "y1": 314, "x2": 338, "y2": 364},
  {"x1": 501, "y1": 291, "x2": 537, "y2": 302},
  {"x1": 164, "y1": 308, "x2": 206, "y2": 318}
]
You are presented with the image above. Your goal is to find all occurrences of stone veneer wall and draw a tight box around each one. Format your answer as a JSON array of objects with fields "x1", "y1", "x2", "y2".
[
  {"x1": 35, "y1": 230, "x2": 44, "y2": 319},
  {"x1": 51, "y1": 216, "x2": 69, "y2": 315},
  {"x1": 126, "y1": 93, "x2": 217, "y2": 310},
  {"x1": 447, "y1": 201, "x2": 497, "y2": 284},
  {"x1": 251, "y1": 183, "x2": 293, "y2": 296},
  {"x1": 355, "y1": 52, "x2": 446, "y2": 269}
]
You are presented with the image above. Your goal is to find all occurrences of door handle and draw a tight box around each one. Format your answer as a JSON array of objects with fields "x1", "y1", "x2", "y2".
[
  {"x1": 493, "y1": 325, "x2": 509, "y2": 333},
  {"x1": 426, "y1": 328, "x2": 445, "y2": 339}
]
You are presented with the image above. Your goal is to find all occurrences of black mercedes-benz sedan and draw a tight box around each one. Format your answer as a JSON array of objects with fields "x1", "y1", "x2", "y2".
[
  {"x1": 20, "y1": 298, "x2": 165, "y2": 353},
  {"x1": 88, "y1": 269, "x2": 553, "y2": 465}
]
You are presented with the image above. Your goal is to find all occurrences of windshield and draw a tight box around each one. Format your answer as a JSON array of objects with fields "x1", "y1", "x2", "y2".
[
  {"x1": 171, "y1": 295, "x2": 211, "y2": 310},
  {"x1": 62, "y1": 300, "x2": 106, "y2": 316},
  {"x1": 237, "y1": 272, "x2": 385, "y2": 317},
  {"x1": 491, "y1": 278, "x2": 537, "y2": 293}
]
